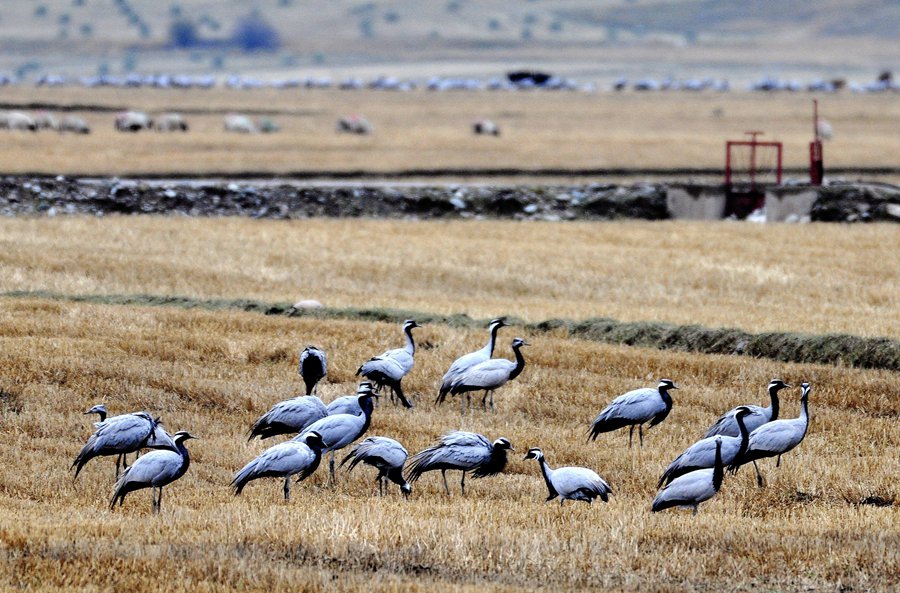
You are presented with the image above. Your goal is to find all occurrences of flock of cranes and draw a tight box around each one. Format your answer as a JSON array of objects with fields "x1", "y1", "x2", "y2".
[{"x1": 71, "y1": 318, "x2": 813, "y2": 515}]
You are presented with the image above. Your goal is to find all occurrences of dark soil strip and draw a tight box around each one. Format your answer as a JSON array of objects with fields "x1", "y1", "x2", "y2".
[{"x1": 4, "y1": 291, "x2": 897, "y2": 372}]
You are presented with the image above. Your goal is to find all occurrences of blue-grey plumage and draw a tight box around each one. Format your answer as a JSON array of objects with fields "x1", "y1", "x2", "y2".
[
  {"x1": 730, "y1": 382, "x2": 812, "y2": 487},
  {"x1": 326, "y1": 383, "x2": 377, "y2": 416},
  {"x1": 73, "y1": 410, "x2": 171, "y2": 479},
  {"x1": 82, "y1": 405, "x2": 177, "y2": 477},
  {"x1": 588, "y1": 379, "x2": 677, "y2": 447},
  {"x1": 248, "y1": 393, "x2": 327, "y2": 441},
  {"x1": 652, "y1": 436, "x2": 724, "y2": 515},
  {"x1": 405, "y1": 431, "x2": 512, "y2": 496},
  {"x1": 658, "y1": 406, "x2": 753, "y2": 488},
  {"x1": 356, "y1": 320, "x2": 420, "y2": 408},
  {"x1": 110, "y1": 431, "x2": 198, "y2": 514},
  {"x1": 448, "y1": 337, "x2": 528, "y2": 411},
  {"x1": 524, "y1": 448, "x2": 612, "y2": 505},
  {"x1": 295, "y1": 384, "x2": 376, "y2": 483},
  {"x1": 341, "y1": 436, "x2": 411, "y2": 496},
  {"x1": 704, "y1": 379, "x2": 790, "y2": 438},
  {"x1": 436, "y1": 318, "x2": 508, "y2": 406},
  {"x1": 232, "y1": 431, "x2": 326, "y2": 501},
  {"x1": 298, "y1": 345, "x2": 327, "y2": 396}
]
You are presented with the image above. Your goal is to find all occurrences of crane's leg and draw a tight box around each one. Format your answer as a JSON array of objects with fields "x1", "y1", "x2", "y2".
[
  {"x1": 115, "y1": 455, "x2": 122, "y2": 479},
  {"x1": 284, "y1": 476, "x2": 291, "y2": 501},
  {"x1": 776, "y1": 454, "x2": 782, "y2": 468},
  {"x1": 329, "y1": 451, "x2": 336, "y2": 485},
  {"x1": 752, "y1": 460, "x2": 764, "y2": 487},
  {"x1": 628, "y1": 426, "x2": 634, "y2": 448},
  {"x1": 481, "y1": 391, "x2": 488, "y2": 409},
  {"x1": 639, "y1": 425, "x2": 644, "y2": 448},
  {"x1": 378, "y1": 476, "x2": 383, "y2": 497},
  {"x1": 489, "y1": 391, "x2": 494, "y2": 411},
  {"x1": 692, "y1": 505, "x2": 698, "y2": 517},
  {"x1": 393, "y1": 383, "x2": 413, "y2": 409},
  {"x1": 460, "y1": 471, "x2": 466, "y2": 496},
  {"x1": 441, "y1": 469, "x2": 450, "y2": 495},
  {"x1": 123, "y1": 454, "x2": 129, "y2": 470},
  {"x1": 157, "y1": 487, "x2": 163, "y2": 514}
]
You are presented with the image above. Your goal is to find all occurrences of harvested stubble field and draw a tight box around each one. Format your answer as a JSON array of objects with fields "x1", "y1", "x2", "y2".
[
  {"x1": 0, "y1": 217, "x2": 898, "y2": 592},
  {"x1": 0, "y1": 87, "x2": 899, "y2": 176}
]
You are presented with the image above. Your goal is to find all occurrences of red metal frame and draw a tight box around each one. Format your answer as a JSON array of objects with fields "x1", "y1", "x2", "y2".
[
  {"x1": 810, "y1": 99, "x2": 824, "y2": 186},
  {"x1": 725, "y1": 131, "x2": 783, "y2": 189}
]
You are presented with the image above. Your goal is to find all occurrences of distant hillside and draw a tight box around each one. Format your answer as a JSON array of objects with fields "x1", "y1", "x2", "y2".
[{"x1": 0, "y1": 0, "x2": 896, "y2": 82}]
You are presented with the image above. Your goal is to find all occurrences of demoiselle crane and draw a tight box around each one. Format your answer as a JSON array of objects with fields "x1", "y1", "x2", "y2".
[
  {"x1": 356, "y1": 319, "x2": 420, "y2": 408},
  {"x1": 729, "y1": 382, "x2": 812, "y2": 487},
  {"x1": 296, "y1": 384, "x2": 376, "y2": 483},
  {"x1": 523, "y1": 447, "x2": 612, "y2": 505},
  {"x1": 704, "y1": 379, "x2": 790, "y2": 438},
  {"x1": 73, "y1": 410, "x2": 175, "y2": 479},
  {"x1": 448, "y1": 337, "x2": 529, "y2": 411},
  {"x1": 247, "y1": 393, "x2": 327, "y2": 441},
  {"x1": 232, "y1": 431, "x2": 326, "y2": 501},
  {"x1": 658, "y1": 406, "x2": 753, "y2": 488},
  {"x1": 652, "y1": 436, "x2": 725, "y2": 515},
  {"x1": 298, "y1": 345, "x2": 327, "y2": 396},
  {"x1": 109, "y1": 430, "x2": 198, "y2": 514},
  {"x1": 341, "y1": 436, "x2": 411, "y2": 496},
  {"x1": 588, "y1": 379, "x2": 678, "y2": 447},
  {"x1": 436, "y1": 317, "x2": 508, "y2": 406},
  {"x1": 405, "y1": 431, "x2": 512, "y2": 496}
]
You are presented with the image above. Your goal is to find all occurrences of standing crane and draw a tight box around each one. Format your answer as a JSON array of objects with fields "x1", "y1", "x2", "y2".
[
  {"x1": 356, "y1": 320, "x2": 420, "y2": 408},
  {"x1": 588, "y1": 379, "x2": 678, "y2": 447}
]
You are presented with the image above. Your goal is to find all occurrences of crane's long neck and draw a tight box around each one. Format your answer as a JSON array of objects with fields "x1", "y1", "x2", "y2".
[
  {"x1": 486, "y1": 324, "x2": 502, "y2": 357},
  {"x1": 537, "y1": 458, "x2": 558, "y2": 498},
  {"x1": 404, "y1": 327, "x2": 416, "y2": 356},
  {"x1": 798, "y1": 394, "x2": 810, "y2": 435},
  {"x1": 359, "y1": 396, "x2": 374, "y2": 435},
  {"x1": 175, "y1": 440, "x2": 191, "y2": 474},
  {"x1": 735, "y1": 413, "x2": 751, "y2": 459},
  {"x1": 97, "y1": 411, "x2": 107, "y2": 422},
  {"x1": 768, "y1": 387, "x2": 780, "y2": 421},
  {"x1": 508, "y1": 345, "x2": 526, "y2": 381},
  {"x1": 712, "y1": 441, "x2": 724, "y2": 492},
  {"x1": 659, "y1": 387, "x2": 674, "y2": 413}
]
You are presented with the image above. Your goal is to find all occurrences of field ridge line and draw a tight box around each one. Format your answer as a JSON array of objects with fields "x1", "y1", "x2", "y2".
[{"x1": 3, "y1": 290, "x2": 898, "y2": 372}]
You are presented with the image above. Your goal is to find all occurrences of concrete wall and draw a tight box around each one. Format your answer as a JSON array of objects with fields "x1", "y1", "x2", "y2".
[{"x1": 668, "y1": 184, "x2": 820, "y2": 221}]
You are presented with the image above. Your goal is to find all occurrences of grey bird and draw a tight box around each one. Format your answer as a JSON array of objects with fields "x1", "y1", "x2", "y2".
[
  {"x1": 326, "y1": 382, "x2": 378, "y2": 416},
  {"x1": 83, "y1": 404, "x2": 178, "y2": 474},
  {"x1": 658, "y1": 406, "x2": 754, "y2": 488},
  {"x1": 232, "y1": 431, "x2": 326, "y2": 501},
  {"x1": 436, "y1": 317, "x2": 508, "y2": 406},
  {"x1": 341, "y1": 436, "x2": 411, "y2": 496},
  {"x1": 110, "y1": 431, "x2": 198, "y2": 514},
  {"x1": 298, "y1": 345, "x2": 327, "y2": 396},
  {"x1": 295, "y1": 384, "x2": 376, "y2": 483},
  {"x1": 73, "y1": 410, "x2": 176, "y2": 479},
  {"x1": 704, "y1": 379, "x2": 790, "y2": 438},
  {"x1": 523, "y1": 447, "x2": 612, "y2": 505},
  {"x1": 588, "y1": 379, "x2": 678, "y2": 447},
  {"x1": 652, "y1": 436, "x2": 725, "y2": 515},
  {"x1": 405, "y1": 431, "x2": 513, "y2": 496},
  {"x1": 356, "y1": 319, "x2": 420, "y2": 408},
  {"x1": 729, "y1": 382, "x2": 812, "y2": 487},
  {"x1": 448, "y1": 338, "x2": 529, "y2": 411},
  {"x1": 247, "y1": 394, "x2": 327, "y2": 441}
]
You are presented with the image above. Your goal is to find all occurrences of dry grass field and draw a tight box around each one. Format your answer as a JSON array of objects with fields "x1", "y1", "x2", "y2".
[
  {"x1": 0, "y1": 301, "x2": 897, "y2": 593},
  {"x1": 0, "y1": 87, "x2": 898, "y2": 176},
  {"x1": 0, "y1": 217, "x2": 898, "y2": 339}
]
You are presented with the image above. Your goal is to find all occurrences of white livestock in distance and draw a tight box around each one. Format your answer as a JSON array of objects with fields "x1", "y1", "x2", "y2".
[
  {"x1": 224, "y1": 114, "x2": 257, "y2": 133},
  {"x1": 154, "y1": 112, "x2": 189, "y2": 132},
  {"x1": 115, "y1": 110, "x2": 152, "y2": 132},
  {"x1": 336, "y1": 115, "x2": 373, "y2": 135},
  {"x1": 472, "y1": 119, "x2": 500, "y2": 136},
  {"x1": 59, "y1": 115, "x2": 91, "y2": 134},
  {"x1": 0, "y1": 111, "x2": 37, "y2": 131}
]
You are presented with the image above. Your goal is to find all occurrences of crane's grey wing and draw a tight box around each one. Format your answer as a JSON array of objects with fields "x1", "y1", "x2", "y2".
[
  {"x1": 358, "y1": 356, "x2": 407, "y2": 382},
  {"x1": 238, "y1": 441, "x2": 315, "y2": 479},
  {"x1": 439, "y1": 349, "x2": 489, "y2": 397},
  {"x1": 452, "y1": 359, "x2": 515, "y2": 390},
  {"x1": 298, "y1": 413, "x2": 363, "y2": 451},
  {"x1": 747, "y1": 420, "x2": 804, "y2": 455},
  {"x1": 593, "y1": 388, "x2": 663, "y2": 424},
  {"x1": 343, "y1": 436, "x2": 407, "y2": 470},
  {"x1": 653, "y1": 468, "x2": 715, "y2": 508},
  {"x1": 115, "y1": 450, "x2": 182, "y2": 488},
  {"x1": 326, "y1": 396, "x2": 361, "y2": 416},
  {"x1": 439, "y1": 431, "x2": 492, "y2": 449},
  {"x1": 145, "y1": 428, "x2": 178, "y2": 451},
  {"x1": 554, "y1": 466, "x2": 612, "y2": 498},
  {"x1": 705, "y1": 405, "x2": 766, "y2": 438},
  {"x1": 93, "y1": 414, "x2": 153, "y2": 450}
]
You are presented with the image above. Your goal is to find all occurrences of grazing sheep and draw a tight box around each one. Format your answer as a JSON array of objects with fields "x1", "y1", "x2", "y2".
[
  {"x1": 257, "y1": 118, "x2": 280, "y2": 133},
  {"x1": 472, "y1": 119, "x2": 500, "y2": 136},
  {"x1": 115, "y1": 110, "x2": 152, "y2": 132},
  {"x1": 59, "y1": 115, "x2": 91, "y2": 134},
  {"x1": 0, "y1": 111, "x2": 38, "y2": 131},
  {"x1": 154, "y1": 113, "x2": 189, "y2": 132},
  {"x1": 224, "y1": 114, "x2": 257, "y2": 134},
  {"x1": 336, "y1": 115, "x2": 373, "y2": 135},
  {"x1": 33, "y1": 111, "x2": 59, "y2": 131}
]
